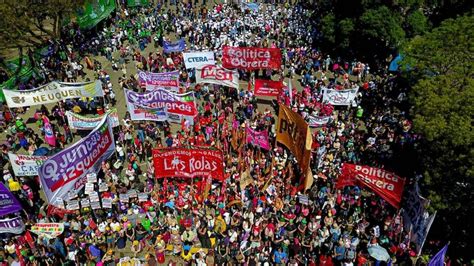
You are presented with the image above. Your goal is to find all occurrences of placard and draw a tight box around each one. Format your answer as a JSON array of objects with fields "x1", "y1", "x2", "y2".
[
  {"x1": 127, "y1": 189, "x2": 138, "y2": 198},
  {"x1": 67, "y1": 200, "x2": 80, "y2": 210},
  {"x1": 68, "y1": 191, "x2": 78, "y2": 201},
  {"x1": 80, "y1": 198, "x2": 90, "y2": 208},
  {"x1": 87, "y1": 173, "x2": 97, "y2": 183},
  {"x1": 102, "y1": 198, "x2": 112, "y2": 208},
  {"x1": 138, "y1": 193, "x2": 148, "y2": 202},
  {"x1": 119, "y1": 194, "x2": 129, "y2": 203},
  {"x1": 298, "y1": 195, "x2": 309, "y2": 205},
  {"x1": 89, "y1": 192, "x2": 100, "y2": 202},
  {"x1": 99, "y1": 182, "x2": 109, "y2": 192},
  {"x1": 84, "y1": 183, "x2": 94, "y2": 195}
]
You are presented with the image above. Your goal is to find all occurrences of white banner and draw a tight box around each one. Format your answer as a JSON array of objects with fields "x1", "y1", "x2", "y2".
[
  {"x1": 308, "y1": 115, "x2": 331, "y2": 127},
  {"x1": 322, "y1": 87, "x2": 358, "y2": 106},
  {"x1": 0, "y1": 217, "x2": 25, "y2": 235},
  {"x1": 183, "y1": 51, "x2": 216, "y2": 69},
  {"x1": 195, "y1": 65, "x2": 239, "y2": 89},
  {"x1": 7, "y1": 153, "x2": 49, "y2": 176},
  {"x1": 3, "y1": 81, "x2": 104, "y2": 108},
  {"x1": 65, "y1": 108, "x2": 120, "y2": 130}
]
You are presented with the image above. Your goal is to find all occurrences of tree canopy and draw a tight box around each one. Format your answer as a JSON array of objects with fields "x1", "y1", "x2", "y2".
[{"x1": 402, "y1": 14, "x2": 474, "y2": 257}]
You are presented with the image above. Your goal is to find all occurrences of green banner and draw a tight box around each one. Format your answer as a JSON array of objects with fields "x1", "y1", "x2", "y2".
[
  {"x1": 0, "y1": 57, "x2": 37, "y2": 102},
  {"x1": 77, "y1": 0, "x2": 116, "y2": 30},
  {"x1": 127, "y1": 0, "x2": 149, "y2": 7}
]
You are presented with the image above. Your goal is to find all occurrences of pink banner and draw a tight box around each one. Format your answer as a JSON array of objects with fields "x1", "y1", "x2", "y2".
[
  {"x1": 43, "y1": 116, "x2": 56, "y2": 147},
  {"x1": 246, "y1": 127, "x2": 270, "y2": 150}
]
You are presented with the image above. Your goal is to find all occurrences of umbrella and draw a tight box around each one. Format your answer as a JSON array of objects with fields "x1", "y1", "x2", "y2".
[
  {"x1": 368, "y1": 245, "x2": 390, "y2": 262},
  {"x1": 33, "y1": 147, "x2": 50, "y2": 156},
  {"x1": 163, "y1": 201, "x2": 175, "y2": 209}
]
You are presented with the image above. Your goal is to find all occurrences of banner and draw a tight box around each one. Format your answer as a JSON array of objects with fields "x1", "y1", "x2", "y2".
[
  {"x1": 322, "y1": 87, "x2": 358, "y2": 106},
  {"x1": 183, "y1": 52, "x2": 216, "y2": 69},
  {"x1": 241, "y1": 2, "x2": 259, "y2": 12},
  {"x1": 402, "y1": 182, "x2": 435, "y2": 254},
  {"x1": 124, "y1": 88, "x2": 197, "y2": 122},
  {"x1": 0, "y1": 217, "x2": 25, "y2": 234},
  {"x1": 246, "y1": 127, "x2": 270, "y2": 150},
  {"x1": 43, "y1": 116, "x2": 56, "y2": 146},
  {"x1": 308, "y1": 115, "x2": 331, "y2": 127},
  {"x1": 163, "y1": 39, "x2": 186, "y2": 53},
  {"x1": 254, "y1": 79, "x2": 283, "y2": 97},
  {"x1": 195, "y1": 65, "x2": 239, "y2": 89},
  {"x1": 7, "y1": 153, "x2": 48, "y2": 176},
  {"x1": 3, "y1": 81, "x2": 103, "y2": 108},
  {"x1": 222, "y1": 46, "x2": 282, "y2": 70},
  {"x1": 153, "y1": 148, "x2": 225, "y2": 181},
  {"x1": 77, "y1": 0, "x2": 116, "y2": 29},
  {"x1": 0, "y1": 182, "x2": 22, "y2": 216},
  {"x1": 38, "y1": 116, "x2": 115, "y2": 206},
  {"x1": 65, "y1": 108, "x2": 119, "y2": 130},
  {"x1": 138, "y1": 71, "x2": 180, "y2": 90},
  {"x1": 30, "y1": 223, "x2": 64, "y2": 238},
  {"x1": 336, "y1": 163, "x2": 406, "y2": 208},
  {"x1": 276, "y1": 104, "x2": 312, "y2": 177}
]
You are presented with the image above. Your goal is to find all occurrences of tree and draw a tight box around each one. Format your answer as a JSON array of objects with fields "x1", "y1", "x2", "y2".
[
  {"x1": 359, "y1": 6, "x2": 405, "y2": 49},
  {"x1": 0, "y1": 1, "x2": 85, "y2": 50},
  {"x1": 402, "y1": 14, "x2": 474, "y2": 258},
  {"x1": 405, "y1": 10, "x2": 430, "y2": 37}
]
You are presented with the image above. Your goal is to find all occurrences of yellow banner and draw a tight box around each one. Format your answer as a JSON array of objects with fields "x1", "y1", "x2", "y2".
[{"x1": 276, "y1": 104, "x2": 312, "y2": 181}]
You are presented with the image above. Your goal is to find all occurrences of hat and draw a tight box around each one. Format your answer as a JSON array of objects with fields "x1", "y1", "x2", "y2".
[{"x1": 133, "y1": 240, "x2": 139, "y2": 246}]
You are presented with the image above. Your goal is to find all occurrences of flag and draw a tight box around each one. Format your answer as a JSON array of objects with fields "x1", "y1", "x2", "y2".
[
  {"x1": 428, "y1": 244, "x2": 448, "y2": 266},
  {"x1": 43, "y1": 115, "x2": 56, "y2": 146}
]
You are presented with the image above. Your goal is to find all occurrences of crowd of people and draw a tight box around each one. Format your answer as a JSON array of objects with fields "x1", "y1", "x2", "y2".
[{"x1": 0, "y1": 1, "x2": 440, "y2": 266}]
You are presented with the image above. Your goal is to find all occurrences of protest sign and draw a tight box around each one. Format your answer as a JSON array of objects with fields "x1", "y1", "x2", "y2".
[
  {"x1": 87, "y1": 173, "x2": 97, "y2": 183},
  {"x1": 66, "y1": 200, "x2": 80, "y2": 210},
  {"x1": 30, "y1": 223, "x2": 64, "y2": 238},
  {"x1": 43, "y1": 116, "x2": 56, "y2": 146},
  {"x1": 246, "y1": 127, "x2": 270, "y2": 150},
  {"x1": 138, "y1": 193, "x2": 149, "y2": 202},
  {"x1": 89, "y1": 192, "x2": 100, "y2": 203},
  {"x1": 183, "y1": 51, "x2": 216, "y2": 69},
  {"x1": 7, "y1": 153, "x2": 48, "y2": 176},
  {"x1": 336, "y1": 163, "x2": 406, "y2": 208},
  {"x1": 3, "y1": 81, "x2": 103, "y2": 108},
  {"x1": 276, "y1": 104, "x2": 312, "y2": 179},
  {"x1": 65, "y1": 108, "x2": 119, "y2": 130},
  {"x1": 38, "y1": 115, "x2": 115, "y2": 206},
  {"x1": 308, "y1": 115, "x2": 331, "y2": 127},
  {"x1": 0, "y1": 182, "x2": 22, "y2": 216},
  {"x1": 163, "y1": 39, "x2": 186, "y2": 53},
  {"x1": 222, "y1": 46, "x2": 282, "y2": 70},
  {"x1": 119, "y1": 194, "x2": 129, "y2": 203},
  {"x1": 80, "y1": 198, "x2": 90, "y2": 208},
  {"x1": 299, "y1": 194, "x2": 309, "y2": 205},
  {"x1": 102, "y1": 198, "x2": 112, "y2": 208},
  {"x1": 0, "y1": 217, "x2": 25, "y2": 234},
  {"x1": 195, "y1": 65, "x2": 239, "y2": 89},
  {"x1": 124, "y1": 88, "x2": 197, "y2": 122},
  {"x1": 84, "y1": 183, "x2": 94, "y2": 195},
  {"x1": 322, "y1": 87, "x2": 359, "y2": 106},
  {"x1": 153, "y1": 148, "x2": 225, "y2": 181},
  {"x1": 127, "y1": 189, "x2": 138, "y2": 198},
  {"x1": 254, "y1": 79, "x2": 284, "y2": 97},
  {"x1": 99, "y1": 182, "x2": 109, "y2": 192},
  {"x1": 138, "y1": 70, "x2": 180, "y2": 90},
  {"x1": 90, "y1": 201, "x2": 101, "y2": 210}
]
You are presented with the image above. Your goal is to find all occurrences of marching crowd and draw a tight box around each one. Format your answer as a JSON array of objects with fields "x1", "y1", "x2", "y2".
[{"x1": 0, "y1": 1, "x2": 434, "y2": 266}]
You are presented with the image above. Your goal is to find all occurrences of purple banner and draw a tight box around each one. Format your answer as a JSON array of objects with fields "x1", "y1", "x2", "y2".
[
  {"x1": 138, "y1": 71, "x2": 180, "y2": 88},
  {"x1": 0, "y1": 217, "x2": 25, "y2": 234},
  {"x1": 0, "y1": 182, "x2": 22, "y2": 216},
  {"x1": 38, "y1": 115, "x2": 115, "y2": 206},
  {"x1": 246, "y1": 127, "x2": 271, "y2": 150}
]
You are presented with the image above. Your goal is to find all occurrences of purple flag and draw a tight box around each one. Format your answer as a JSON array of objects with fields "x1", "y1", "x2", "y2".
[
  {"x1": 428, "y1": 244, "x2": 448, "y2": 266},
  {"x1": 0, "y1": 182, "x2": 22, "y2": 216}
]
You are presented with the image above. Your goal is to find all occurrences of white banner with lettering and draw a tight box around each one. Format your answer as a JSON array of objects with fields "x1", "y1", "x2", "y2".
[
  {"x1": 322, "y1": 87, "x2": 358, "y2": 106},
  {"x1": 3, "y1": 81, "x2": 104, "y2": 108},
  {"x1": 195, "y1": 65, "x2": 239, "y2": 89},
  {"x1": 7, "y1": 153, "x2": 49, "y2": 176},
  {"x1": 183, "y1": 52, "x2": 216, "y2": 69}
]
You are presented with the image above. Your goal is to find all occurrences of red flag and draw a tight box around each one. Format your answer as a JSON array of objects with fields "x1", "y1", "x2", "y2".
[
  {"x1": 24, "y1": 231, "x2": 36, "y2": 249},
  {"x1": 254, "y1": 79, "x2": 284, "y2": 97},
  {"x1": 89, "y1": 218, "x2": 97, "y2": 230}
]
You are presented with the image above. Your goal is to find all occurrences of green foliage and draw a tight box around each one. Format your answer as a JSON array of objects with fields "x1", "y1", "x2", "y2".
[
  {"x1": 320, "y1": 14, "x2": 336, "y2": 47},
  {"x1": 406, "y1": 10, "x2": 430, "y2": 37},
  {"x1": 0, "y1": 0, "x2": 85, "y2": 49},
  {"x1": 338, "y1": 18, "x2": 355, "y2": 49},
  {"x1": 402, "y1": 14, "x2": 474, "y2": 256},
  {"x1": 359, "y1": 6, "x2": 405, "y2": 47}
]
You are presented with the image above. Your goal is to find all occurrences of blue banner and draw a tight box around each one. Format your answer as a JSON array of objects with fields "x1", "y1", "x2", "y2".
[{"x1": 163, "y1": 39, "x2": 186, "y2": 53}]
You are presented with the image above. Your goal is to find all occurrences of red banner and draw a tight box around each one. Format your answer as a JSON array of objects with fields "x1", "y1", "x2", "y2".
[
  {"x1": 336, "y1": 163, "x2": 406, "y2": 208},
  {"x1": 222, "y1": 46, "x2": 282, "y2": 70},
  {"x1": 153, "y1": 148, "x2": 225, "y2": 181},
  {"x1": 254, "y1": 79, "x2": 284, "y2": 97}
]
